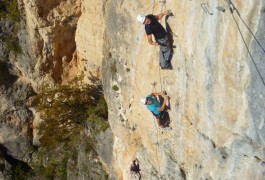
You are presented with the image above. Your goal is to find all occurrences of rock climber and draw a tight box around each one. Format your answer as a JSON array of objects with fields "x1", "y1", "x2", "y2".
[
  {"x1": 141, "y1": 92, "x2": 169, "y2": 129},
  {"x1": 137, "y1": 10, "x2": 172, "y2": 69},
  {"x1": 130, "y1": 158, "x2": 141, "y2": 179}
]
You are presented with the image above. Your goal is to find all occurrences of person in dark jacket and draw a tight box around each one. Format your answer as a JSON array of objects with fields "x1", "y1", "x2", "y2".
[
  {"x1": 137, "y1": 10, "x2": 172, "y2": 69},
  {"x1": 130, "y1": 158, "x2": 141, "y2": 179}
]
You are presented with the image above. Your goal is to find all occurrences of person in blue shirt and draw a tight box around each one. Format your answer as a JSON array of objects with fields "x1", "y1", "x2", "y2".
[
  {"x1": 141, "y1": 92, "x2": 168, "y2": 128},
  {"x1": 137, "y1": 10, "x2": 172, "y2": 69}
]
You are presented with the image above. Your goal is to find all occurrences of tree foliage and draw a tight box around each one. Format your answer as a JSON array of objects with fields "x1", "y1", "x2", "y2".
[
  {"x1": 0, "y1": 0, "x2": 21, "y2": 54},
  {"x1": 33, "y1": 75, "x2": 109, "y2": 149},
  {"x1": 30, "y1": 75, "x2": 109, "y2": 178},
  {"x1": 0, "y1": 0, "x2": 20, "y2": 21}
]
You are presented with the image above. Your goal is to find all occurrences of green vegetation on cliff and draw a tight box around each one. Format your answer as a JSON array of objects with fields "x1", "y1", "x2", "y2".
[
  {"x1": 29, "y1": 75, "x2": 109, "y2": 179},
  {"x1": 0, "y1": 0, "x2": 20, "y2": 21},
  {"x1": 0, "y1": 0, "x2": 21, "y2": 54},
  {"x1": 34, "y1": 75, "x2": 109, "y2": 149}
]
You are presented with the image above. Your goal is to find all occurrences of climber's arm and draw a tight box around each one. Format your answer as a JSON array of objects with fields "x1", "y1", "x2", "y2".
[
  {"x1": 155, "y1": 91, "x2": 168, "y2": 112},
  {"x1": 147, "y1": 35, "x2": 158, "y2": 46},
  {"x1": 158, "y1": 95, "x2": 168, "y2": 112},
  {"x1": 152, "y1": 92, "x2": 165, "y2": 96},
  {"x1": 155, "y1": 10, "x2": 171, "y2": 20}
]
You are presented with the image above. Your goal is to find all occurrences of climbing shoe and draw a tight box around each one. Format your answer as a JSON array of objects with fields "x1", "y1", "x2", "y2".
[{"x1": 161, "y1": 64, "x2": 173, "y2": 70}]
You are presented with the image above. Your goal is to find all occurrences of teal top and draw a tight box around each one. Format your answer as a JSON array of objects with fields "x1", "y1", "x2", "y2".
[{"x1": 146, "y1": 95, "x2": 161, "y2": 115}]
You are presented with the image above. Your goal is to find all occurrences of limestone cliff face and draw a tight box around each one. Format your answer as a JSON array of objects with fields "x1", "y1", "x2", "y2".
[
  {"x1": 0, "y1": 0, "x2": 107, "y2": 177},
  {"x1": 102, "y1": 0, "x2": 265, "y2": 179},
  {"x1": 1, "y1": 0, "x2": 265, "y2": 179}
]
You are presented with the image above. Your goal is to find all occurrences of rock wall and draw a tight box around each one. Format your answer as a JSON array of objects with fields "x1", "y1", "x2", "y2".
[
  {"x1": 102, "y1": 0, "x2": 265, "y2": 179},
  {"x1": 1, "y1": 0, "x2": 265, "y2": 179},
  {"x1": 0, "y1": 0, "x2": 108, "y2": 177}
]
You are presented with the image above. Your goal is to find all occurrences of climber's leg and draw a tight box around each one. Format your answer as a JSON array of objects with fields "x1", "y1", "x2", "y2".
[{"x1": 157, "y1": 36, "x2": 172, "y2": 69}]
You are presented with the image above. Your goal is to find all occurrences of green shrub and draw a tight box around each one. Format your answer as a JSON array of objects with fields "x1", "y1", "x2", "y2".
[
  {"x1": 0, "y1": 1, "x2": 7, "y2": 19},
  {"x1": 31, "y1": 149, "x2": 69, "y2": 180},
  {"x1": 0, "y1": 0, "x2": 21, "y2": 54},
  {"x1": 0, "y1": 0, "x2": 20, "y2": 21},
  {"x1": 31, "y1": 75, "x2": 109, "y2": 178},
  {"x1": 2, "y1": 34, "x2": 21, "y2": 54},
  {"x1": 112, "y1": 85, "x2": 119, "y2": 91},
  {"x1": 11, "y1": 166, "x2": 29, "y2": 180},
  {"x1": 33, "y1": 75, "x2": 108, "y2": 149},
  {"x1": 7, "y1": 0, "x2": 20, "y2": 22},
  {"x1": 86, "y1": 96, "x2": 109, "y2": 136}
]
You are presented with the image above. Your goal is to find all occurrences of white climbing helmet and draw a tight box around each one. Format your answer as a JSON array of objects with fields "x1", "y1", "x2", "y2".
[
  {"x1": 140, "y1": 97, "x2": 146, "y2": 104},
  {"x1": 137, "y1": 14, "x2": 146, "y2": 24}
]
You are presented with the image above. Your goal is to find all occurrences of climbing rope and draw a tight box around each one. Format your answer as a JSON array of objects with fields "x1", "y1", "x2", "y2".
[
  {"x1": 223, "y1": 0, "x2": 265, "y2": 87},
  {"x1": 158, "y1": 0, "x2": 167, "y2": 93},
  {"x1": 121, "y1": 136, "x2": 131, "y2": 155},
  {"x1": 158, "y1": 67, "x2": 164, "y2": 92},
  {"x1": 152, "y1": 114, "x2": 163, "y2": 179},
  {"x1": 138, "y1": 1, "x2": 172, "y2": 178},
  {"x1": 150, "y1": 80, "x2": 163, "y2": 178},
  {"x1": 151, "y1": 81, "x2": 157, "y2": 93},
  {"x1": 152, "y1": 60, "x2": 168, "y2": 179},
  {"x1": 150, "y1": 80, "x2": 164, "y2": 178},
  {"x1": 231, "y1": 11, "x2": 265, "y2": 87},
  {"x1": 144, "y1": 0, "x2": 156, "y2": 14},
  {"x1": 120, "y1": 136, "x2": 143, "y2": 180},
  {"x1": 225, "y1": 0, "x2": 265, "y2": 54},
  {"x1": 154, "y1": 2, "x2": 171, "y2": 178},
  {"x1": 159, "y1": 0, "x2": 167, "y2": 13},
  {"x1": 152, "y1": 0, "x2": 156, "y2": 14}
]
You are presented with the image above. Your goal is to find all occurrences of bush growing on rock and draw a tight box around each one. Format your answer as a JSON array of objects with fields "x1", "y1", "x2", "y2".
[
  {"x1": 112, "y1": 85, "x2": 119, "y2": 91},
  {"x1": 0, "y1": 0, "x2": 20, "y2": 21},
  {"x1": 33, "y1": 75, "x2": 109, "y2": 149},
  {"x1": 31, "y1": 75, "x2": 109, "y2": 178},
  {"x1": 0, "y1": 0, "x2": 21, "y2": 54}
]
